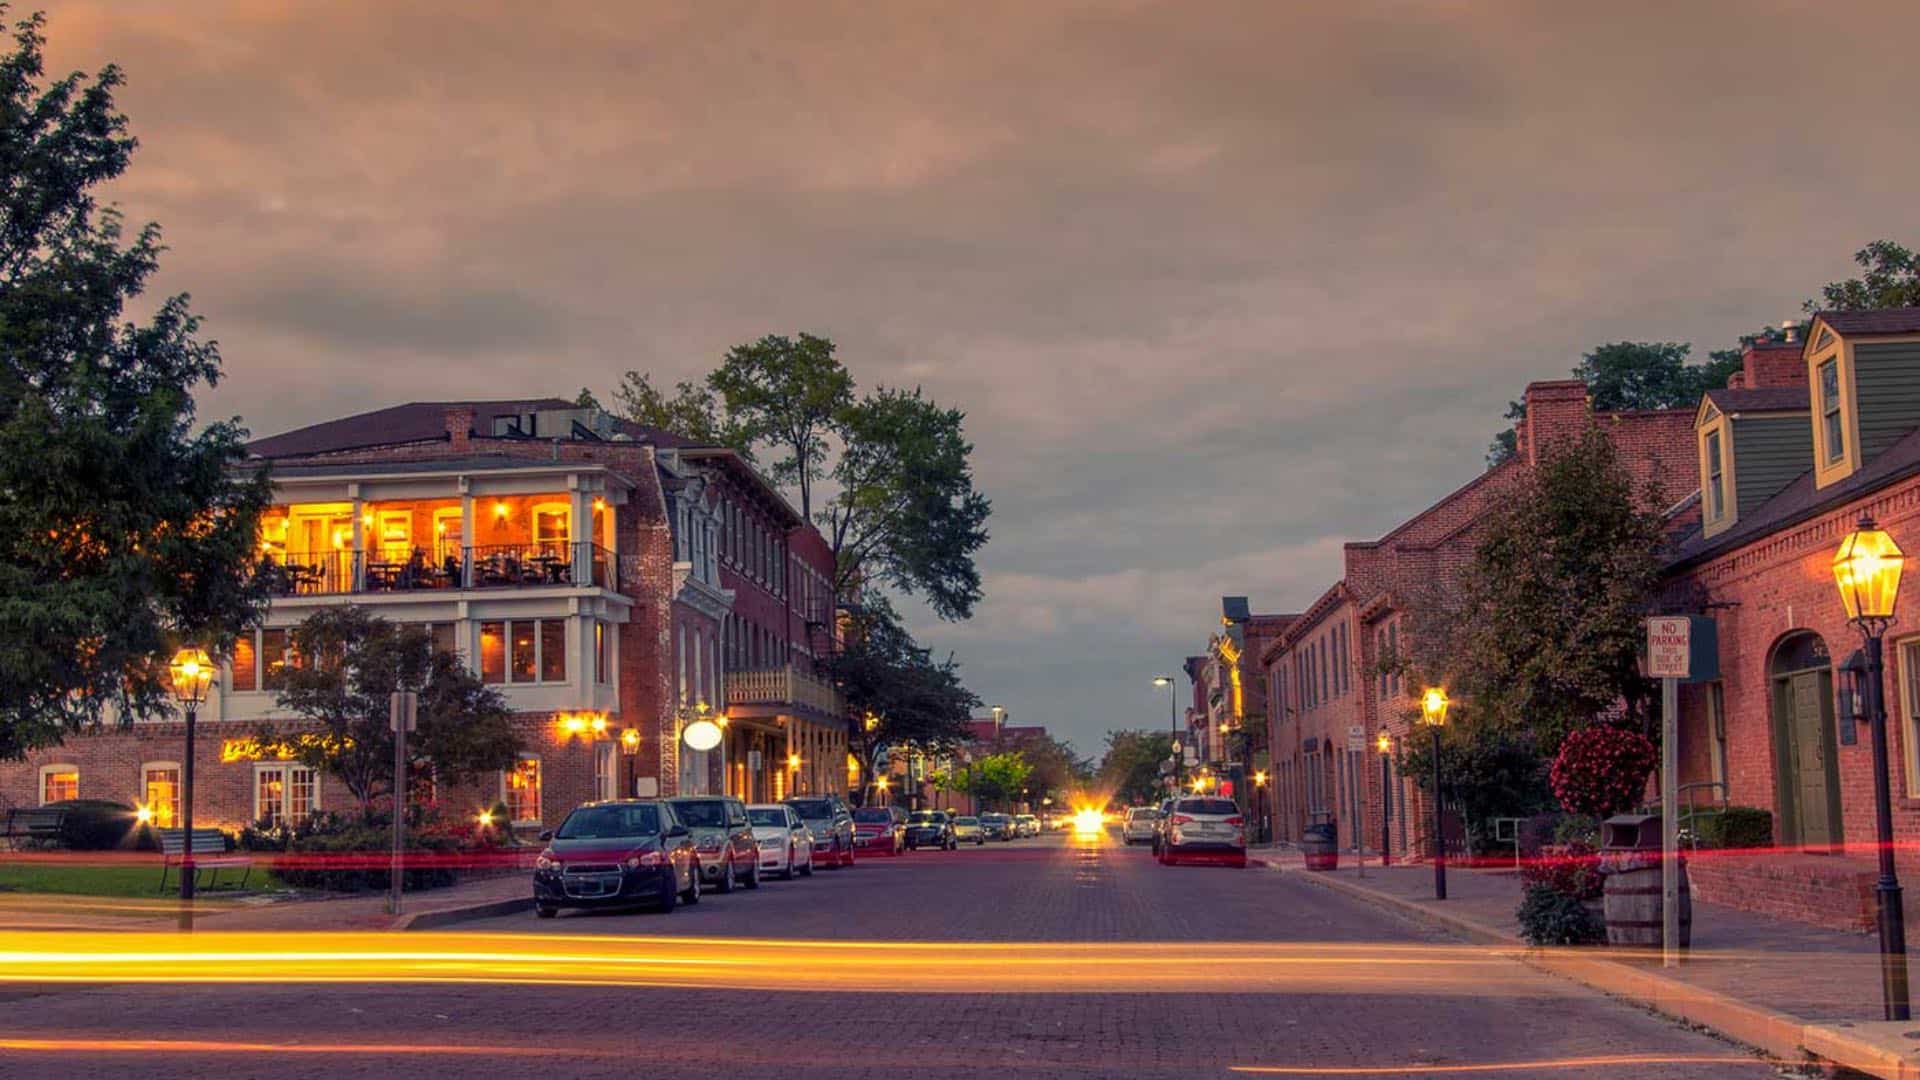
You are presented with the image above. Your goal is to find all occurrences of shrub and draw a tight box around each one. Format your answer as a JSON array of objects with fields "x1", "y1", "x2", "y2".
[
  {"x1": 247, "y1": 805, "x2": 500, "y2": 892},
  {"x1": 1692, "y1": 805, "x2": 1773, "y2": 850},
  {"x1": 43, "y1": 799, "x2": 138, "y2": 850},
  {"x1": 1549, "y1": 725, "x2": 1657, "y2": 819},
  {"x1": 1519, "y1": 843, "x2": 1602, "y2": 902},
  {"x1": 1517, "y1": 883, "x2": 1606, "y2": 946}
]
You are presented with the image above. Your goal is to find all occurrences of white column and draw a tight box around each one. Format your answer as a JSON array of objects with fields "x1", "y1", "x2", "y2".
[
  {"x1": 569, "y1": 484, "x2": 592, "y2": 586},
  {"x1": 459, "y1": 491, "x2": 475, "y2": 587},
  {"x1": 349, "y1": 485, "x2": 365, "y2": 592}
]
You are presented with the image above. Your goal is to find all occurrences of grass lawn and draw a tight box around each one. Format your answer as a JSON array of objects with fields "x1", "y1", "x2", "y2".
[{"x1": 0, "y1": 861, "x2": 262, "y2": 898}]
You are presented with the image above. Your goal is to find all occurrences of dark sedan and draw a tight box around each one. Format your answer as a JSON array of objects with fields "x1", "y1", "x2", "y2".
[
  {"x1": 903, "y1": 809, "x2": 956, "y2": 850},
  {"x1": 533, "y1": 800, "x2": 699, "y2": 918}
]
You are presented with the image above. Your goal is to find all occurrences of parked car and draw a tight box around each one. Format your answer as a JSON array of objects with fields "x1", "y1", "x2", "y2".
[
  {"x1": 1014, "y1": 814, "x2": 1041, "y2": 837},
  {"x1": 1122, "y1": 806, "x2": 1160, "y2": 845},
  {"x1": 786, "y1": 796, "x2": 855, "y2": 868},
  {"x1": 533, "y1": 799, "x2": 699, "y2": 918},
  {"x1": 1158, "y1": 796, "x2": 1247, "y2": 867},
  {"x1": 904, "y1": 809, "x2": 956, "y2": 850},
  {"x1": 747, "y1": 803, "x2": 814, "y2": 879},
  {"x1": 1149, "y1": 797, "x2": 1178, "y2": 856},
  {"x1": 668, "y1": 795, "x2": 761, "y2": 891},
  {"x1": 978, "y1": 812, "x2": 1016, "y2": 841},
  {"x1": 951, "y1": 815, "x2": 987, "y2": 845},
  {"x1": 852, "y1": 805, "x2": 906, "y2": 856}
]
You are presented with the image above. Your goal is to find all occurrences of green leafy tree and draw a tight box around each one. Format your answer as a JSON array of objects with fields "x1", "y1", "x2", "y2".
[
  {"x1": 1097, "y1": 729, "x2": 1176, "y2": 806},
  {"x1": 573, "y1": 387, "x2": 601, "y2": 410},
  {"x1": 968, "y1": 750, "x2": 1032, "y2": 811},
  {"x1": 829, "y1": 596, "x2": 980, "y2": 802},
  {"x1": 1395, "y1": 724, "x2": 1554, "y2": 845},
  {"x1": 611, "y1": 370, "x2": 753, "y2": 457},
  {"x1": 1809, "y1": 239, "x2": 1920, "y2": 312},
  {"x1": 824, "y1": 387, "x2": 990, "y2": 621},
  {"x1": 0, "y1": 10, "x2": 269, "y2": 759},
  {"x1": 1411, "y1": 427, "x2": 1667, "y2": 752},
  {"x1": 265, "y1": 608, "x2": 520, "y2": 813},
  {"x1": 981, "y1": 731, "x2": 1086, "y2": 806},
  {"x1": 707, "y1": 333, "x2": 853, "y2": 518}
]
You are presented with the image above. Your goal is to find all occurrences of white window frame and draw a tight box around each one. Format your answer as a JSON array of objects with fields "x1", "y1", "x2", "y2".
[
  {"x1": 252, "y1": 762, "x2": 320, "y2": 827},
  {"x1": 38, "y1": 763, "x2": 78, "y2": 805},
  {"x1": 503, "y1": 755, "x2": 543, "y2": 824},
  {"x1": 530, "y1": 501, "x2": 571, "y2": 554},
  {"x1": 142, "y1": 761, "x2": 183, "y2": 829}
]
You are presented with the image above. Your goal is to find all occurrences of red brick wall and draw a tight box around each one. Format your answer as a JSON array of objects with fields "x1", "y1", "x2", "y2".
[{"x1": 1744, "y1": 342, "x2": 1806, "y2": 390}]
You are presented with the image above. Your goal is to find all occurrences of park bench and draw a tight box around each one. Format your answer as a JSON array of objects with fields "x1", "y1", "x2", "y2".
[
  {"x1": 158, "y1": 828, "x2": 252, "y2": 891},
  {"x1": 2, "y1": 807, "x2": 67, "y2": 850}
]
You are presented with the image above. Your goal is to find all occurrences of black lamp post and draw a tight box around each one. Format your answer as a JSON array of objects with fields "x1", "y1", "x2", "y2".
[
  {"x1": 168, "y1": 648, "x2": 215, "y2": 908},
  {"x1": 1376, "y1": 731, "x2": 1393, "y2": 867},
  {"x1": 620, "y1": 727, "x2": 640, "y2": 798},
  {"x1": 1153, "y1": 676, "x2": 1180, "y2": 794},
  {"x1": 1834, "y1": 513, "x2": 1911, "y2": 1021},
  {"x1": 1421, "y1": 688, "x2": 1449, "y2": 901}
]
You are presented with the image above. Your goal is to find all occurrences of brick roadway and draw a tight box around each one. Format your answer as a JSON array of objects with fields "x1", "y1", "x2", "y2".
[{"x1": 0, "y1": 830, "x2": 1795, "y2": 1080}]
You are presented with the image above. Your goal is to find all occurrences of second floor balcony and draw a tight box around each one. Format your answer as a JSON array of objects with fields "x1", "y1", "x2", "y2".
[{"x1": 725, "y1": 663, "x2": 844, "y2": 724}]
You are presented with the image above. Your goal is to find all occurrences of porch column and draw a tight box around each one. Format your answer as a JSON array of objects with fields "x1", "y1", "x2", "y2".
[
  {"x1": 459, "y1": 490, "x2": 475, "y2": 587},
  {"x1": 569, "y1": 482, "x2": 592, "y2": 587},
  {"x1": 349, "y1": 484, "x2": 365, "y2": 592}
]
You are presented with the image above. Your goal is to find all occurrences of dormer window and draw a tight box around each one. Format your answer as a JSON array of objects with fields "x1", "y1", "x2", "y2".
[
  {"x1": 1705, "y1": 429, "x2": 1725, "y2": 522},
  {"x1": 1818, "y1": 359, "x2": 1843, "y2": 464}
]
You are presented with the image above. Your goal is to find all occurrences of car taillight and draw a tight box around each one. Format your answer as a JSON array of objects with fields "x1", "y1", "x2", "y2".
[
  {"x1": 1224, "y1": 816, "x2": 1244, "y2": 826},
  {"x1": 1171, "y1": 814, "x2": 1193, "y2": 826}
]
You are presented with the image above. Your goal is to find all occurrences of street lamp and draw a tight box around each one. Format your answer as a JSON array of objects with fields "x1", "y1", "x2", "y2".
[
  {"x1": 1834, "y1": 513, "x2": 1910, "y2": 1021},
  {"x1": 1376, "y1": 731, "x2": 1393, "y2": 867},
  {"x1": 1153, "y1": 676, "x2": 1179, "y2": 792},
  {"x1": 620, "y1": 728, "x2": 640, "y2": 798},
  {"x1": 168, "y1": 647, "x2": 215, "y2": 906},
  {"x1": 1420, "y1": 687, "x2": 1449, "y2": 901}
]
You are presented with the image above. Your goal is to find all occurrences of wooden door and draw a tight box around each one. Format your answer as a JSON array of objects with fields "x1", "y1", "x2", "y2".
[{"x1": 1787, "y1": 672, "x2": 1837, "y2": 849}]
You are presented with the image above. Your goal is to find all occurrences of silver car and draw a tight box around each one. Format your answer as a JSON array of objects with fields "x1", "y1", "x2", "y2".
[
  {"x1": 785, "y1": 796, "x2": 855, "y2": 868},
  {"x1": 1158, "y1": 796, "x2": 1247, "y2": 867},
  {"x1": 1122, "y1": 806, "x2": 1160, "y2": 844},
  {"x1": 747, "y1": 803, "x2": 814, "y2": 879},
  {"x1": 667, "y1": 795, "x2": 762, "y2": 891}
]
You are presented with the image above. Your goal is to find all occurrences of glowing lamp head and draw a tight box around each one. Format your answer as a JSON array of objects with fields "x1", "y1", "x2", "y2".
[
  {"x1": 1834, "y1": 514, "x2": 1905, "y2": 623},
  {"x1": 1253, "y1": 770, "x2": 1268, "y2": 787},
  {"x1": 1151, "y1": 675, "x2": 1174, "y2": 688},
  {"x1": 786, "y1": 752, "x2": 802, "y2": 771},
  {"x1": 560, "y1": 714, "x2": 588, "y2": 735},
  {"x1": 620, "y1": 728, "x2": 641, "y2": 752},
  {"x1": 493, "y1": 501, "x2": 508, "y2": 519},
  {"x1": 682, "y1": 718, "x2": 723, "y2": 752},
  {"x1": 875, "y1": 776, "x2": 890, "y2": 792},
  {"x1": 476, "y1": 809, "x2": 495, "y2": 828},
  {"x1": 1376, "y1": 731, "x2": 1392, "y2": 754},
  {"x1": 134, "y1": 805, "x2": 154, "y2": 825},
  {"x1": 589, "y1": 714, "x2": 607, "y2": 735},
  {"x1": 1420, "y1": 687, "x2": 1450, "y2": 727},
  {"x1": 169, "y1": 647, "x2": 215, "y2": 706}
]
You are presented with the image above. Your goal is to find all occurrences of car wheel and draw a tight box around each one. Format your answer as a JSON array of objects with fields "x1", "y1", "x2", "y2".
[
  {"x1": 799, "y1": 851, "x2": 814, "y2": 877},
  {"x1": 682, "y1": 862, "x2": 701, "y2": 904},
  {"x1": 535, "y1": 904, "x2": 558, "y2": 919},
  {"x1": 744, "y1": 857, "x2": 761, "y2": 889},
  {"x1": 717, "y1": 858, "x2": 736, "y2": 893},
  {"x1": 781, "y1": 846, "x2": 796, "y2": 880}
]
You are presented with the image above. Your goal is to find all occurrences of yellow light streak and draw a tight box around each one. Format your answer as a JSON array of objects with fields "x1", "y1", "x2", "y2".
[
  {"x1": 0, "y1": 1037, "x2": 602, "y2": 1057},
  {"x1": 1230, "y1": 1055, "x2": 1763, "y2": 1074}
]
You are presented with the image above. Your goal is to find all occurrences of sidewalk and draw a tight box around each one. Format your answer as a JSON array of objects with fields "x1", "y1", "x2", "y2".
[
  {"x1": 0, "y1": 873, "x2": 531, "y2": 934},
  {"x1": 1251, "y1": 844, "x2": 1917, "y2": 1079}
]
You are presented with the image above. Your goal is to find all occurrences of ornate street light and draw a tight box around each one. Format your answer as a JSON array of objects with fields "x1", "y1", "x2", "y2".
[
  {"x1": 619, "y1": 728, "x2": 640, "y2": 798},
  {"x1": 1152, "y1": 676, "x2": 1180, "y2": 793},
  {"x1": 1834, "y1": 513, "x2": 1910, "y2": 1021},
  {"x1": 168, "y1": 647, "x2": 215, "y2": 906},
  {"x1": 1376, "y1": 731, "x2": 1393, "y2": 867},
  {"x1": 1420, "y1": 687, "x2": 1449, "y2": 901}
]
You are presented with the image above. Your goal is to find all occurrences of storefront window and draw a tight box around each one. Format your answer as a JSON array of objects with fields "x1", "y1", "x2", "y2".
[
  {"x1": 507, "y1": 757, "x2": 542, "y2": 823},
  {"x1": 144, "y1": 765, "x2": 180, "y2": 828},
  {"x1": 40, "y1": 767, "x2": 77, "y2": 805}
]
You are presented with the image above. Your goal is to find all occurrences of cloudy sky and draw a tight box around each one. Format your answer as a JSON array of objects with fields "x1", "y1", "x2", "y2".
[{"x1": 41, "y1": 0, "x2": 1920, "y2": 757}]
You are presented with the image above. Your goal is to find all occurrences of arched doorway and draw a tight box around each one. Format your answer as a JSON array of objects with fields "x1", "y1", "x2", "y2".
[{"x1": 1769, "y1": 631, "x2": 1844, "y2": 852}]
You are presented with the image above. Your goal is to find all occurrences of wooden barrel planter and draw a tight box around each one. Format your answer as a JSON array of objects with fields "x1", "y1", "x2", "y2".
[{"x1": 1601, "y1": 856, "x2": 1691, "y2": 949}]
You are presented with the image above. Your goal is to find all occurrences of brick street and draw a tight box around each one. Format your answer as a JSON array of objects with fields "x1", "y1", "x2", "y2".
[{"x1": 0, "y1": 830, "x2": 1789, "y2": 1079}]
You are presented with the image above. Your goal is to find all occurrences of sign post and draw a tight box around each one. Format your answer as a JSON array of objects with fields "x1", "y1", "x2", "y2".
[
  {"x1": 388, "y1": 690, "x2": 418, "y2": 917},
  {"x1": 1645, "y1": 617, "x2": 1693, "y2": 970},
  {"x1": 1346, "y1": 725, "x2": 1367, "y2": 877}
]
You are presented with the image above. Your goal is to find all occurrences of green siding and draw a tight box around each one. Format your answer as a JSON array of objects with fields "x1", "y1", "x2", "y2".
[
  {"x1": 1853, "y1": 341, "x2": 1920, "y2": 458},
  {"x1": 1730, "y1": 414, "x2": 1812, "y2": 517}
]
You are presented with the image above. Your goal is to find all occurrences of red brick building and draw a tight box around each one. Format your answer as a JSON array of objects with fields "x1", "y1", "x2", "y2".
[{"x1": 0, "y1": 399, "x2": 847, "y2": 832}]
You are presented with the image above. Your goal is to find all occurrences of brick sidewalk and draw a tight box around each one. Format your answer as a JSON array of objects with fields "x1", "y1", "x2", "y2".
[{"x1": 0, "y1": 873, "x2": 531, "y2": 933}]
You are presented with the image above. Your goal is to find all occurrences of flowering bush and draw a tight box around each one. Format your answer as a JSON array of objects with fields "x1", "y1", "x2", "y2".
[
  {"x1": 1519, "y1": 842, "x2": 1602, "y2": 902},
  {"x1": 1549, "y1": 724, "x2": 1656, "y2": 819}
]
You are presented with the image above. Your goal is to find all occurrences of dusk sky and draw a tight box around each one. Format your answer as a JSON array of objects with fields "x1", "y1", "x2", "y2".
[{"x1": 44, "y1": 0, "x2": 1920, "y2": 757}]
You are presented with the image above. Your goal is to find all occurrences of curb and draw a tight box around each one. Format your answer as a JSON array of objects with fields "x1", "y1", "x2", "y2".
[
  {"x1": 1271, "y1": 861, "x2": 1901, "y2": 1079},
  {"x1": 397, "y1": 896, "x2": 533, "y2": 931}
]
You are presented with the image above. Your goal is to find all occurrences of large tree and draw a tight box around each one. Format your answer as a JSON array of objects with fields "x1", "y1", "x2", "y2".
[
  {"x1": 265, "y1": 608, "x2": 520, "y2": 813},
  {"x1": 828, "y1": 597, "x2": 979, "y2": 802},
  {"x1": 1097, "y1": 729, "x2": 1177, "y2": 807},
  {"x1": 1412, "y1": 427, "x2": 1667, "y2": 752},
  {"x1": 0, "y1": 10, "x2": 269, "y2": 759},
  {"x1": 1810, "y1": 239, "x2": 1920, "y2": 312},
  {"x1": 613, "y1": 370, "x2": 754, "y2": 457},
  {"x1": 707, "y1": 333, "x2": 853, "y2": 518}
]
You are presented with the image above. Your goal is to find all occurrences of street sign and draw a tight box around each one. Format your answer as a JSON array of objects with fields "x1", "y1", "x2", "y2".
[
  {"x1": 1346, "y1": 725, "x2": 1366, "y2": 753},
  {"x1": 1646, "y1": 617, "x2": 1692, "y2": 679},
  {"x1": 1183, "y1": 746, "x2": 1198, "y2": 765},
  {"x1": 388, "y1": 691, "x2": 417, "y2": 733}
]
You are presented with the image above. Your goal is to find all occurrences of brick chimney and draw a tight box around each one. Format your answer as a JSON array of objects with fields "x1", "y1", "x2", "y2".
[
  {"x1": 1741, "y1": 341, "x2": 1806, "y2": 390},
  {"x1": 444, "y1": 405, "x2": 476, "y2": 450},
  {"x1": 1519, "y1": 380, "x2": 1591, "y2": 466}
]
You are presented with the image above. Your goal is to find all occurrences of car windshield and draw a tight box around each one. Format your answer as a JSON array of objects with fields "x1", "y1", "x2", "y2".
[
  {"x1": 908, "y1": 812, "x2": 946, "y2": 824},
  {"x1": 1130, "y1": 809, "x2": 1160, "y2": 820},
  {"x1": 955, "y1": 817, "x2": 979, "y2": 825},
  {"x1": 853, "y1": 808, "x2": 893, "y2": 823},
  {"x1": 555, "y1": 804, "x2": 660, "y2": 839},
  {"x1": 1175, "y1": 798, "x2": 1240, "y2": 815},
  {"x1": 787, "y1": 799, "x2": 835, "y2": 820},
  {"x1": 746, "y1": 809, "x2": 788, "y2": 828},
  {"x1": 672, "y1": 799, "x2": 728, "y2": 828}
]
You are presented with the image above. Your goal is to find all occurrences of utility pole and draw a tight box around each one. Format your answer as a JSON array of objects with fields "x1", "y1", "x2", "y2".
[{"x1": 388, "y1": 689, "x2": 417, "y2": 917}]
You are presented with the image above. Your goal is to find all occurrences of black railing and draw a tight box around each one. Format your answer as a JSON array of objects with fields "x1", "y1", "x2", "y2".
[
  {"x1": 258, "y1": 542, "x2": 619, "y2": 595},
  {"x1": 259, "y1": 551, "x2": 357, "y2": 597}
]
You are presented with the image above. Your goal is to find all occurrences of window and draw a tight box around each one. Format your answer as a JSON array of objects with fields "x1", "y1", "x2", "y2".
[
  {"x1": 231, "y1": 632, "x2": 257, "y2": 692},
  {"x1": 1819, "y1": 358, "x2": 1843, "y2": 464},
  {"x1": 511, "y1": 621, "x2": 538, "y2": 683},
  {"x1": 376, "y1": 511, "x2": 412, "y2": 562},
  {"x1": 540, "y1": 619, "x2": 567, "y2": 682},
  {"x1": 1705, "y1": 429, "x2": 1726, "y2": 521},
  {"x1": 430, "y1": 622, "x2": 457, "y2": 657},
  {"x1": 255, "y1": 764, "x2": 317, "y2": 827},
  {"x1": 261, "y1": 628, "x2": 292, "y2": 690},
  {"x1": 143, "y1": 763, "x2": 181, "y2": 828},
  {"x1": 433, "y1": 507, "x2": 463, "y2": 562},
  {"x1": 595, "y1": 743, "x2": 618, "y2": 802},
  {"x1": 506, "y1": 757, "x2": 542, "y2": 823},
  {"x1": 1706, "y1": 682, "x2": 1728, "y2": 792},
  {"x1": 532, "y1": 503, "x2": 570, "y2": 557},
  {"x1": 479, "y1": 621, "x2": 506, "y2": 684},
  {"x1": 1377, "y1": 628, "x2": 1388, "y2": 698},
  {"x1": 40, "y1": 765, "x2": 77, "y2": 805},
  {"x1": 1900, "y1": 639, "x2": 1920, "y2": 796},
  {"x1": 595, "y1": 622, "x2": 610, "y2": 685}
]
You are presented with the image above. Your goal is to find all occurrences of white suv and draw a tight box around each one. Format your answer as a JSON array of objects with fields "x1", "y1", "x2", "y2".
[
  {"x1": 1157, "y1": 797, "x2": 1247, "y2": 867},
  {"x1": 1121, "y1": 807, "x2": 1160, "y2": 845}
]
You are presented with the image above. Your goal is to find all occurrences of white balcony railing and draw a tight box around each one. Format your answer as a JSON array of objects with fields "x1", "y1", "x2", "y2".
[{"x1": 726, "y1": 664, "x2": 843, "y2": 717}]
